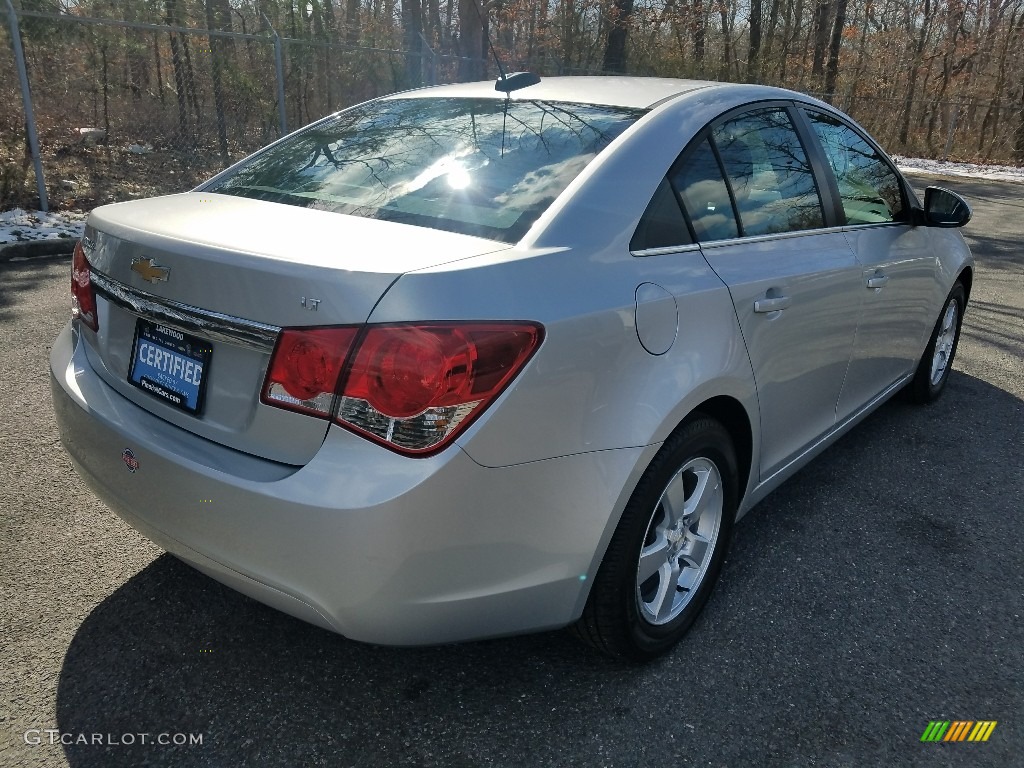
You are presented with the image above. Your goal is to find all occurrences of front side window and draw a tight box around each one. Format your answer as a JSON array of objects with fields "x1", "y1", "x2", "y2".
[
  {"x1": 207, "y1": 98, "x2": 645, "y2": 243},
  {"x1": 805, "y1": 110, "x2": 906, "y2": 225},
  {"x1": 712, "y1": 108, "x2": 825, "y2": 236}
]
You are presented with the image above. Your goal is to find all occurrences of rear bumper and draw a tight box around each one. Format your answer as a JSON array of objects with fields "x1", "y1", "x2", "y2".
[{"x1": 50, "y1": 322, "x2": 647, "y2": 645}]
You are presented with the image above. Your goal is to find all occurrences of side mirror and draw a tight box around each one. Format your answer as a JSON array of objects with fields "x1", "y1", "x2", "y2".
[{"x1": 922, "y1": 186, "x2": 972, "y2": 228}]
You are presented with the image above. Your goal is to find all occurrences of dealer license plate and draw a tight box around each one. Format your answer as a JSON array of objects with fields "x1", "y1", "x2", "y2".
[{"x1": 129, "y1": 320, "x2": 212, "y2": 414}]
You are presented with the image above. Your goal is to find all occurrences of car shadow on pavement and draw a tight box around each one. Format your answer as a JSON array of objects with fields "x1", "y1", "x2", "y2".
[
  {"x1": 53, "y1": 553, "x2": 631, "y2": 766},
  {"x1": 0, "y1": 256, "x2": 69, "y2": 322},
  {"x1": 54, "y1": 372, "x2": 1023, "y2": 768}
]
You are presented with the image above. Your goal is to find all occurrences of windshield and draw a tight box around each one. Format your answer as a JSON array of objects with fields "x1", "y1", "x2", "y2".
[{"x1": 206, "y1": 98, "x2": 646, "y2": 243}]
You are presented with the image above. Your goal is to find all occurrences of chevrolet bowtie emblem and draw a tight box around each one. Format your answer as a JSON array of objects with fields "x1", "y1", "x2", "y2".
[{"x1": 131, "y1": 257, "x2": 170, "y2": 283}]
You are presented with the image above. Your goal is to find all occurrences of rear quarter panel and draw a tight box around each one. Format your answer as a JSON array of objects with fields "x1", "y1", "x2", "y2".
[{"x1": 367, "y1": 243, "x2": 758, "y2": 470}]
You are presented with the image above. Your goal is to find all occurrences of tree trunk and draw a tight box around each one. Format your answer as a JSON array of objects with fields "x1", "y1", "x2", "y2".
[
  {"x1": 718, "y1": 3, "x2": 731, "y2": 80},
  {"x1": 811, "y1": 0, "x2": 831, "y2": 79},
  {"x1": 100, "y1": 43, "x2": 110, "y2": 145},
  {"x1": 321, "y1": 0, "x2": 338, "y2": 36},
  {"x1": 309, "y1": 0, "x2": 330, "y2": 114},
  {"x1": 602, "y1": 0, "x2": 634, "y2": 72},
  {"x1": 779, "y1": 0, "x2": 800, "y2": 83},
  {"x1": 561, "y1": 0, "x2": 576, "y2": 72},
  {"x1": 180, "y1": 35, "x2": 201, "y2": 117},
  {"x1": 760, "y1": 0, "x2": 781, "y2": 82},
  {"x1": 205, "y1": 0, "x2": 230, "y2": 162},
  {"x1": 345, "y1": 0, "x2": 361, "y2": 44},
  {"x1": 165, "y1": 1, "x2": 189, "y2": 140},
  {"x1": 980, "y1": 8, "x2": 1019, "y2": 155},
  {"x1": 822, "y1": 0, "x2": 846, "y2": 102},
  {"x1": 925, "y1": 2, "x2": 974, "y2": 152},
  {"x1": 458, "y1": 0, "x2": 485, "y2": 80},
  {"x1": 426, "y1": 0, "x2": 443, "y2": 47},
  {"x1": 748, "y1": 0, "x2": 762, "y2": 80},
  {"x1": 1015, "y1": 87, "x2": 1024, "y2": 161},
  {"x1": 496, "y1": 0, "x2": 513, "y2": 52},
  {"x1": 402, "y1": 0, "x2": 424, "y2": 85},
  {"x1": 153, "y1": 32, "x2": 165, "y2": 106},
  {"x1": 847, "y1": 3, "x2": 869, "y2": 109},
  {"x1": 693, "y1": 0, "x2": 706, "y2": 71},
  {"x1": 898, "y1": 0, "x2": 932, "y2": 148},
  {"x1": 527, "y1": 0, "x2": 539, "y2": 65}
]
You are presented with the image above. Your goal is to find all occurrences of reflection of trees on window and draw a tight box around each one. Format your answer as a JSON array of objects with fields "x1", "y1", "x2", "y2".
[
  {"x1": 671, "y1": 139, "x2": 738, "y2": 242},
  {"x1": 713, "y1": 109, "x2": 825, "y2": 236},
  {"x1": 806, "y1": 111, "x2": 905, "y2": 225},
  {"x1": 206, "y1": 99, "x2": 644, "y2": 242}
]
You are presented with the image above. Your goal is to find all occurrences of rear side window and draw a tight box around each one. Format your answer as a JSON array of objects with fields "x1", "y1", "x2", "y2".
[
  {"x1": 712, "y1": 108, "x2": 825, "y2": 236},
  {"x1": 805, "y1": 110, "x2": 906, "y2": 225},
  {"x1": 630, "y1": 177, "x2": 692, "y2": 251},
  {"x1": 206, "y1": 98, "x2": 645, "y2": 243},
  {"x1": 671, "y1": 138, "x2": 738, "y2": 241}
]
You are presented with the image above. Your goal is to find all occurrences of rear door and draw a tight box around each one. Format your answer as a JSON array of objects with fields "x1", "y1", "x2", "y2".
[
  {"x1": 798, "y1": 108, "x2": 936, "y2": 420},
  {"x1": 672, "y1": 105, "x2": 864, "y2": 479}
]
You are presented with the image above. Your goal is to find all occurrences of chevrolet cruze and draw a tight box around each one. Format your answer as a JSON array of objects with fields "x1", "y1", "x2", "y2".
[{"x1": 50, "y1": 77, "x2": 973, "y2": 659}]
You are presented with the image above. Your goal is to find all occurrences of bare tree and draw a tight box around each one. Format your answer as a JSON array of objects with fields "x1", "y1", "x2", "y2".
[
  {"x1": 458, "y1": 0, "x2": 486, "y2": 80},
  {"x1": 748, "y1": 0, "x2": 763, "y2": 79},
  {"x1": 204, "y1": 0, "x2": 231, "y2": 161},
  {"x1": 603, "y1": 0, "x2": 635, "y2": 72},
  {"x1": 822, "y1": 0, "x2": 847, "y2": 101}
]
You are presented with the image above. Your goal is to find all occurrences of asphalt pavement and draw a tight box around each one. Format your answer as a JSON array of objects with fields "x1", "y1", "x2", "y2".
[{"x1": 1, "y1": 174, "x2": 1021, "y2": 767}]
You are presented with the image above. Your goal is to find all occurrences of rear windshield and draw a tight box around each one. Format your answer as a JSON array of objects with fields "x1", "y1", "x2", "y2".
[{"x1": 205, "y1": 98, "x2": 645, "y2": 243}]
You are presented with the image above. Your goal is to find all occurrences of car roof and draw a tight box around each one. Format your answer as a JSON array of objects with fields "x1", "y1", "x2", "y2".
[{"x1": 384, "y1": 76, "x2": 720, "y2": 110}]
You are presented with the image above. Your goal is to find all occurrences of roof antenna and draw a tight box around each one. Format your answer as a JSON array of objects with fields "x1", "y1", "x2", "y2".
[{"x1": 468, "y1": 0, "x2": 540, "y2": 94}]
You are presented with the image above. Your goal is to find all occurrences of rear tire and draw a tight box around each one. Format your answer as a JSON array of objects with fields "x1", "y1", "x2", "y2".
[
  {"x1": 908, "y1": 282, "x2": 965, "y2": 404},
  {"x1": 573, "y1": 415, "x2": 738, "y2": 661}
]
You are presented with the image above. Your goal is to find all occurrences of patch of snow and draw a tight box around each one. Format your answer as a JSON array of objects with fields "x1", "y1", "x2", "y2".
[
  {"x1": 76, "y1": 127, "x2": 107, "y2": 147},
  {"x1": 894, "y1": 156, "x2": 1024, "y2": 183},
  {"x1": 0, "y1": 208, "x2": 86, "y2": 245}
]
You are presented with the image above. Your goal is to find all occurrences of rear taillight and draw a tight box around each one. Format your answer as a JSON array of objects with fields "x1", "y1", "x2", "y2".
[
  {"x1": 261, "y1": 327, "x2": 359, "y2": 418},
  {"x1": 339, "y1": 323, "x2": 543, "y2": 454},
  {"x1": 261, "y1": 322, "x2": 543, "y2": 456},
  {"x1": 71, "y1": 241, "x2": 98, "y2": 331}
]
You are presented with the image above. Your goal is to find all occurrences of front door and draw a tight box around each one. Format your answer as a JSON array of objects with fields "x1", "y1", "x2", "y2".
[{"x1": 801, "y1": 109, "x2": 937, "y2": 420}]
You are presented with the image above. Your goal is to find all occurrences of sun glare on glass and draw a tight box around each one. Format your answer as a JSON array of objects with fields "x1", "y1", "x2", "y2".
[{"x1": 447, "y1": 167, "x2": 471, "y2": 189}]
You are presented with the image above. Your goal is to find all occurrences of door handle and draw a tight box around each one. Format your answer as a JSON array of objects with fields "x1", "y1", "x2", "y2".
[
  {"x1": 866, "y1": 274, "x2": 890, "y2": 289},
  {"x1": 753, "y1": 295, "x2": 792, "y2": 313}
]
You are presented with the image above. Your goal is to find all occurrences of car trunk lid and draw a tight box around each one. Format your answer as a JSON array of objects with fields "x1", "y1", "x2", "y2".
[{"x1": 79, "y1": 193, "x2": 508, "y2": 465}]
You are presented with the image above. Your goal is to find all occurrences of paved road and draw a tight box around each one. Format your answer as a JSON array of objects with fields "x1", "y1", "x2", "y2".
[{"x1": 1, "y1": 174, "x2": 1021, "y2": 768}]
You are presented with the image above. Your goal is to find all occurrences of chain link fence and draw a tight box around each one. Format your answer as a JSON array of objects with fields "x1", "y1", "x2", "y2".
[
  {"x1": 1, "y1": 5, "x2": 488, "y2": 211},
  {"x1": 2, "y1": 5, "x2": 1019, "y2": 213}
]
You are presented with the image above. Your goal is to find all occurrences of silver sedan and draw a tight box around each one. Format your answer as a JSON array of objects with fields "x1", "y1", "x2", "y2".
[{"x1": 50, "y1": 76, "x2": 973, "y2": 659}]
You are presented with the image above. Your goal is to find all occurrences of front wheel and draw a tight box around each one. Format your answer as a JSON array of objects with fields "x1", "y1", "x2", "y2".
[
  {"x1": 573, "y1": 416, "x2": 738, "y2": 661},
  {"x1": 908, "y1": 282, "x2": 966, "y2": 404}
]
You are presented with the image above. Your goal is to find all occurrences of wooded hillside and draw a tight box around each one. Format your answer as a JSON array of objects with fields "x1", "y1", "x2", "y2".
[{"x1": 2, "y1": 0, "x2": 1022, "y2": 210}]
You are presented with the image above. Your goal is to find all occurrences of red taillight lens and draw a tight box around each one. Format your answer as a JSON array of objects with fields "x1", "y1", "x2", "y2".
[
  {"x1": 343, "y1": 326, "x2": 475, "y2": 419},
  {"x1": 260, "y1": 327, "x2": 359, "y2": 417},
  {"x1": 338, "y1": 323, "x2": 543, "y2": 454},
  {"x1": 260, "y1": 321, "x2": 543, "y2": 455},
  {"x1": 71, "y1": 241, "x2": 98, "y2": 331}
]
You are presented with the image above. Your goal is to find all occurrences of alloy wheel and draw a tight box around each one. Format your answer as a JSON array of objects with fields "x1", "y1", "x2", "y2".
[
  {"x1": 635, "y1": 457, "x2": 724, "y2": 626},
  {"x1": 930, "y1": 300, "x2": 959, "y2": 386}
]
